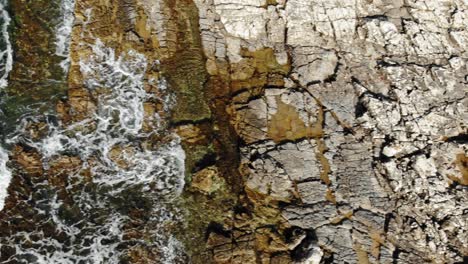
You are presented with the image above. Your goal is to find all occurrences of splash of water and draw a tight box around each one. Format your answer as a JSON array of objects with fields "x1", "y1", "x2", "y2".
[
  {"x1": 28, "y1": 39, "x2": 185, "y2": 195},
  {"x1": 0, "y1": 146, "x2": 11, "y2": 211},
  {"x1": 0, "y1": 0, "x2": 12, "y2": 212},
  {"x1": 55, "y1": 0, "x2": 76, "y2": 72},
  {"x1": 1, "y1": 40, "x2": 187, "y2": 263},
  {"x1": 0, "y1": 0, "x2": 13, "y2": 88}
]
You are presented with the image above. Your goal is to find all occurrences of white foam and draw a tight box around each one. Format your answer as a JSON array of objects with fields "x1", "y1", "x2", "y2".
[
  {"x1": 3, "y1": 40, "x2": 187, "y2": 262},
  {"x1": 1, "y1": 2, "x2": 186, "y2": 262},
  {"x1": 55, "y1": 0, "x2": 76, "y2": 72},
  {"x1": 161, "y1": 236, "x2": 186, "y2": 264},
  {"x1": 0, "y1": 0, "x2": 13, "y2": 88},
  {"x1": 30, "y1": 40, "x2": 186, "y2": 195},
  {"x1": 0, "y1": 146, "x2": 11, "y2": 211}
]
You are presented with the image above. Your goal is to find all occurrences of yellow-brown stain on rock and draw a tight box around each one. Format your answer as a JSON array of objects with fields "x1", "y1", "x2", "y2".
[
  {"x1": 330, "y1": 210, "x2": 353, "y2": 224},
  {"x1": 369, "y1": 230, "x2": 384, "y2": 259},
  {"x1": 267, "y1": 97, "x2": 322, "y2": 143},
  {"x1": 231, "y1": 48, "x2": 290, "y2": 93},
  {"x1": 190, "y1": 166, "x2": 225, "y2": 195},
  {"x1": 325, "y1": 188, "x2": 336, "y2": 204},
  {"x1": 135, "y1": 8, "x2": 151, "y2": 40},
  {"x1": 448, "y1": 153, "x2": 468, "y2": 186},
  {"x1": 317, "y1": 139, "x2": 331, "y2": 185},
  {"x1": 255, "y1": 229, "x2": 290, "y2": 253},
  {"x1": 354, "y1": 243, "x2": 371, "y2": 264}
]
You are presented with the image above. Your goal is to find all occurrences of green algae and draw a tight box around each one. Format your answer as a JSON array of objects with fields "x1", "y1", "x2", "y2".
[
  {"x1": 156, "y1": 1, "x2": 241, "y2": 261},
  {"x1": 161, "y1": 0, "x2": 211, "y2": 124},
  {"x1": 182, "y1": 143, "x2": 215, "y2": 180},
  {"x1": 176, "y1": 179, "x2": 237, "y2": 263}
]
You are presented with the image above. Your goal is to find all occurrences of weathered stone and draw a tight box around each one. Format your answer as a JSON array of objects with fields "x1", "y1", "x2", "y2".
[
  {"x1": 192, "y1": 0, "x2": 468, "y2": 262},
  {"x1": 2, "y1": 0, "x2": 467, "y2": 263},
  {"x1": 191, "y1": 166, "x2": 225, "y2": 194}
]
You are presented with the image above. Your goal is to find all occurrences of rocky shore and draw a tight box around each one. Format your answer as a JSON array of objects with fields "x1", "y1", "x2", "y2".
[{"x1": 0, "y1": 0, "x2": 466, "y2": 263}]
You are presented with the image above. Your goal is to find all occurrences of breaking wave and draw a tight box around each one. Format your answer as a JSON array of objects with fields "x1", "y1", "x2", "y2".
[
  {"x1": 0, "y1": 147, "x2": 11, "y2": 211},
  {"x1": 55, "y1": 0, "x2": 76, "y2": 72},
  {"x1": 0, "y1": 0, "x2": 12, "y2": 88},
  {"x1": 0, "y1": 0, "x2": 12, "y2": 212},
  {"x1": 0, "y1": 39, "x2": 187, "y2": 263}
]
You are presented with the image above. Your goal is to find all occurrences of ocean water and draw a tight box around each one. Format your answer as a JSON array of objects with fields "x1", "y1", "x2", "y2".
[
  {"x1": 0, "y1": 146, "x2": 10, "y2": 211},
  {"x1": 55, "y1": 0, "x2": 76, "y2": 72},
  {"x1": 0, "y1": 0, "x2": 12, "y2": 88},
  {"x1": 0, "y1": 0, "x2": 187, "y2": 262},
  {"x1": 0, "y1": 0, "x2": 12, "y2": 212}
]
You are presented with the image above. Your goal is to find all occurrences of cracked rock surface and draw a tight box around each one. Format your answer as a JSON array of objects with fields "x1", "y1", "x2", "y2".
[
  {"x1": 0, "y1": 0, "x2": 466, "y2": 263},
  {"x1": 194, "y1": 0, "x2": 467, "y2": 263}
]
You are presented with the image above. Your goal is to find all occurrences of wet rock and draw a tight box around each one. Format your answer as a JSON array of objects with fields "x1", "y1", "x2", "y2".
[
  {"x1": 48, "y1": 156, "x2": 82, "y2": 188},
  {"x1": 191, "y1": 166, "x2": 225, "y2": 195},
  {"x1": 12, "y1": 146, "x2": 43, "y2": 177},
  {"x1": 2, "y1": 0, "x2": 467, "y2": 263}
]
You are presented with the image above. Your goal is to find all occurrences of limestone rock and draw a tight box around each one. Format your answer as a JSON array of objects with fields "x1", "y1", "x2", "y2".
[
  {"x1": 194, "y1": 0, "x2": 468, "y2": 262},
  {"x1": 1, "y1": 0, "x2": 467, "y2": 263}
]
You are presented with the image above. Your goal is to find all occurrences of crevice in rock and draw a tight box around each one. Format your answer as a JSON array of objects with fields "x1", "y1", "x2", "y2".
[
  {"x1": 362, "y1": 15, "x2": 389, "y2": 22},
  {"x1": 193, "y1": 151, "x2": 217, "y2": 173},
  {"x1": 355, "y1": 99, "x2": 368, "y2": 118},
  {"x1": 323, "y1": 59, "x2": 341, "y2": 84},
  {"x1": 391, "y1": 247, "x2": 401, "y2": 264},
  {"x1": 170, "y1": 118, "x2": 212, "y2": 127},
  {"x1": 377, "y1": 135, "x2": 393, "y2": 163},
  {"x1": 444, "y1": 134, "x2": 468, "y2": 144},
  {"x1": 205, "y1": 222, "x2": 232, "y2": 242},
  {"x1": 383, "y1": 212, "x2": 394, "y2": 233},
  {"x1": 351, "y1": 76, "x2": 396, "y2": 102},
  {"x1": 290, "y1": 228, "x2": 318, "y2": 262}
]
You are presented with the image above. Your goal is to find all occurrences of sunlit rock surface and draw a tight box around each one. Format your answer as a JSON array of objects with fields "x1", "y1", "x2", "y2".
[
  {"x1": 0, "y1": 0, "x2": 467, "y2": 263},
  {"x1": 195, "y1": 0, "x2": 467, "y2": 263}
]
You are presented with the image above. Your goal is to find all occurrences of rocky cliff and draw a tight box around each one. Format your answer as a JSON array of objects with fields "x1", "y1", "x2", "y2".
[{"x1": 0, "y1": 0, "x2": 466, "y2": 263}]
